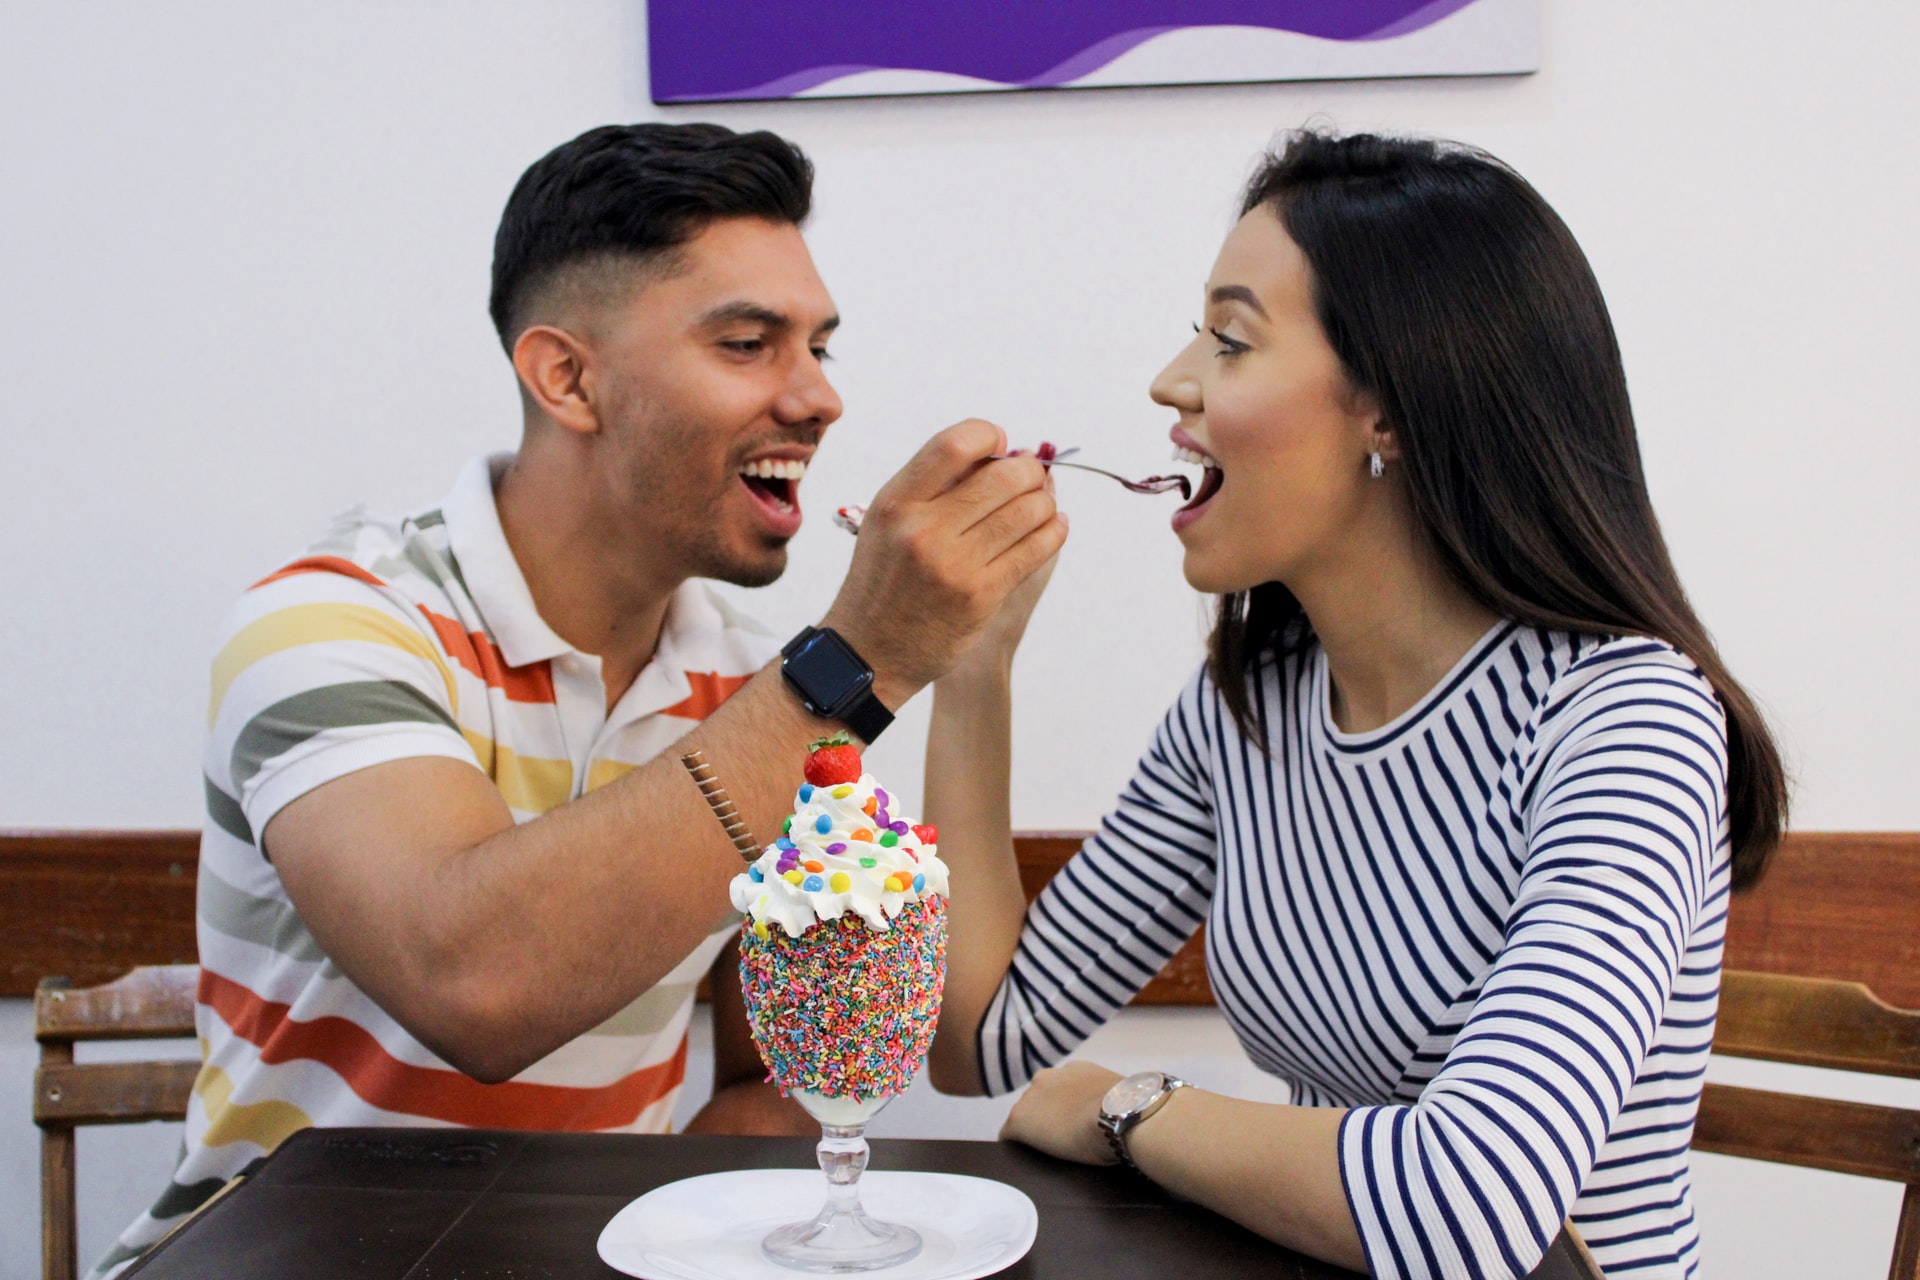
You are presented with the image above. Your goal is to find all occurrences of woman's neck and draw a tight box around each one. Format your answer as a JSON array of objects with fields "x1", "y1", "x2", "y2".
[{"x1": 1292, "y1": 519, "x2": 1501, "y2": 736}]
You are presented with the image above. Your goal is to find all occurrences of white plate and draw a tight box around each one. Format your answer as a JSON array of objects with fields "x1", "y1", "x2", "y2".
[{"x1": 596, "y1": 1168, "x2": 1038, "y2": 1280}]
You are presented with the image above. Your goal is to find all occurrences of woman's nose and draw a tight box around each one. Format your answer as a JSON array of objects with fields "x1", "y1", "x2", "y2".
[{"x1": 1149, "y1": 342, "x2": 1203, "y2": 413}]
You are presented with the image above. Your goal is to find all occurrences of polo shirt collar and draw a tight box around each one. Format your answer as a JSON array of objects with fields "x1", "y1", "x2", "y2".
[
  {"x1": 437, "y1": 452, "x2": 740, "y2": 719},
  {"x1": 439, "y1": 452, "x2": 573, "y2": 669}
]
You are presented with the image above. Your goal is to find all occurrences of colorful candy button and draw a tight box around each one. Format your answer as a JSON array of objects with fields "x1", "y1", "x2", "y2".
[
  {"x1": 912, "y1": 824, "x2": 937, "y2": 844},
  {"x1": 890, "y1": 821, "x2": 910, "y2": 835},
  {"x1": 748, "y1": 866, "x2": 764, "y2": 882},
  {"x1": 875, "y1": 787, "x2": 890, "y2": 808},
  {"x1": 782, "y1": 816, "x2": 792, "y2": 834},
  {"x1": 775, "y1": 837, "x2": 794, "y2": 851},
  {"x1": 829, "y1": 872, "x2": 851, "y2": 893},
  {"x1": 859, "y1": 857, "x2": 877, "y2": 868},
  {"x1": 863, "y1": 796, "x2": 878, "y2": 816},
  {"x1": 825, "y1": 842, "x2": 848, "y2": 855},
  {"x1": 753, "y1": 920, "x2": 769, "y2": 940},
  {"x1": 803, "y1": 860, "x2": 824, "y2": 873},
  {"x1": 802, "y1": 875, "x2": 824, "y2": 892},
  {"x1": 815, "y1": 815, "x2": 832, "y2": 835},
  {"x1": 798, "y1": 784, "x2": 815, "y2": 803},
  {"x1": 851, "y1": 828, "x2": 874, "y2": 843},
  {"x1": 832, "y1": 784, "x2": 854, "y2": 799},
  {"x1": 783, "y1": 869, "x2": 804, "y2": 885},
  {"x1": 878, "y1": 831, "x2": 898, "y2": 847},
  {"x1": 912, "y1": 873, "x2": 926, "y2": 893},
  {"x1": 875, "y1": 808, "x2": 891, "y2": 828}
]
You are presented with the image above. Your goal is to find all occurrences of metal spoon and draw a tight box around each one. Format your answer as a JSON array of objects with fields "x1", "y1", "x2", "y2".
[{"x1": 833, "y1": 445, "x2": 1191, "y2": 536}]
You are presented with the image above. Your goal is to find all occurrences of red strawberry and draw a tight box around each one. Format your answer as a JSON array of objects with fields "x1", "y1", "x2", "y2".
[
  {"x1": 911, "y1": 824, "x2": 938, "y2": 845},
  {"x1": 803, "y1": 734, "x2": 863, "y2": 787}
]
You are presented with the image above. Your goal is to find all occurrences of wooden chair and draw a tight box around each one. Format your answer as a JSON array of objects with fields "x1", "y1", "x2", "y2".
[
  {"x1": 34, "y1": 965, "x2": 200, "y2": 1280},
  {"x1": 1692, "y1": 834, "x2": 1920, "y2": 1280}
]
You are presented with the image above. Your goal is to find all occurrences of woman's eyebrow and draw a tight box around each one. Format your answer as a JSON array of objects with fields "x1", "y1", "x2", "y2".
[{"x1": 1209, "y1": 284, "x2": 1268, "y2": 318}]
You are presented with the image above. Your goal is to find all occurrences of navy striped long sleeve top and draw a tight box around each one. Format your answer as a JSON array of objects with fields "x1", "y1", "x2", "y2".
[{"x1": 980, "y1": 624, "x2": 1729, "y2": 1279}]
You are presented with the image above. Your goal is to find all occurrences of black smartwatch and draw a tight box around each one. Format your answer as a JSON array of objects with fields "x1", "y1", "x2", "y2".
[{"x1": 780, "y1": 626, "x2": 894, "y2": 744}]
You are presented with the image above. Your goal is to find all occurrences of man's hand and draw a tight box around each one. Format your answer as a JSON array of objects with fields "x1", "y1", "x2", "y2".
[
  {"x1": 999, "y1": 1061, "x2": 1124, "y2": 1166},
  {"x1": 822, "y1": 420, "x2": 1066, "y2": 709}
]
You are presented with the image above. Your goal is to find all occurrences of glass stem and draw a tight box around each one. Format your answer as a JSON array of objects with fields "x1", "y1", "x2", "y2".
[{"x1": 816, "y1": 1123, "x2": 869, "y2": 1218}]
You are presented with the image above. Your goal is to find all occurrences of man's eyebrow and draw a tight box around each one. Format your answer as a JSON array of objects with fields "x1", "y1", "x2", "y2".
[
  {"x1": 700, "y1": 301, "x2": 792, "y2": 330},
  {"x1": 1209, "y1": 284, "x2": 1268, "y2": 318},
  {"x1": 698, "y1": 302, "x2": 841, "y2": 337}
]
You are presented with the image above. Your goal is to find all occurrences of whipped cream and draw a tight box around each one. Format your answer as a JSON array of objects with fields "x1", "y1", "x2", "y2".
[{"x1": 728, "y1": 773, "x2": 948, "y2": 937}]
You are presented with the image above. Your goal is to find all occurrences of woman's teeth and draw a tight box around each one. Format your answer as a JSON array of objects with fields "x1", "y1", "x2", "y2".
[
  {"x1": 1172, "y1": 445, "x2": 1219, "y2": 469},
  {"x1": 739, "y1": 458, "x2": 808, "y2": 481}
]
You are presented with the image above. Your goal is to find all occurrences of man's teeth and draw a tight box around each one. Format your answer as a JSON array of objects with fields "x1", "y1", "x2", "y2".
[
  {"x1": 1172, "y1": 445, "x2": 1219, "y2": 469},
  {"x1": 739, "y1": 458, "x2": 808, "y2": 481}
]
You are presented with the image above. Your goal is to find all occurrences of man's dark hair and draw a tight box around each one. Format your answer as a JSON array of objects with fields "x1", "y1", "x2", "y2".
[{"x1": 488, "y1": 122, "x2": 814, "y2": 351}]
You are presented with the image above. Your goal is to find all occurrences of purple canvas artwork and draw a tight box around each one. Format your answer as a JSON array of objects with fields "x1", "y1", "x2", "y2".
[{"x1": 648, "y1": 0, "x2": 1537, "y2": 104}]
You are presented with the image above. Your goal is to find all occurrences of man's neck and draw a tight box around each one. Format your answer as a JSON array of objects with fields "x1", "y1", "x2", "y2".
[{"x1": 493, "y1": 438, "x2": 681, "y2": 714}]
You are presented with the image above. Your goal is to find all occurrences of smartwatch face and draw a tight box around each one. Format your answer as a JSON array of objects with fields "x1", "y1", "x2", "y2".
[{"x1": 793, "y1": 632, "x2": 871, "y2": 709}]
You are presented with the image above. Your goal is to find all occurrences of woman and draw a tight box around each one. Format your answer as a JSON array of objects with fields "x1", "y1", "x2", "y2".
[{"x1": 925, "y1": 130, "x2": 1784, "y2": 1280}]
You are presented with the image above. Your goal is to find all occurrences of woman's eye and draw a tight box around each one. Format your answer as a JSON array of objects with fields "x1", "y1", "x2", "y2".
[
  {"x1": 811, "y1": 347, "x2": 833, "y2": 363},
  {"x1": 1209, "y1": 327, "x2": 1250, "y2": 358}
]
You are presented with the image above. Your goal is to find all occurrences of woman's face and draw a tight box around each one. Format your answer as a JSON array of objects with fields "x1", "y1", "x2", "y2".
[{"x1": 1151, "y1": 208, "x2": 1385, "y2": 596}]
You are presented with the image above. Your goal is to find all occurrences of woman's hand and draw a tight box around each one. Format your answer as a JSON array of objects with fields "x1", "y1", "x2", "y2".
[{"x1": 998, "y1": 1061, "x2": 1122, "y2": 1165}]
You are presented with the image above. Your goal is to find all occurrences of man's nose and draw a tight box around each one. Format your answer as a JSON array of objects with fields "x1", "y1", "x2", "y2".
[{"x1": 775, "y1": 353, "x2": 843, "y2": 427}]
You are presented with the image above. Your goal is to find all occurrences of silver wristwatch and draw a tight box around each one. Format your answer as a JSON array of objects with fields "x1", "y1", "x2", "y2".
[{"x1": 1097, "y1": 1070, "x2": 1191, "y2": 1171}]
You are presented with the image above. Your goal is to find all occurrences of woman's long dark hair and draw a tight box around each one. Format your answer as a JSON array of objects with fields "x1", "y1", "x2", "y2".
[{"x1": 1211, "y1": 130, "x2": 1787, "y2": 887}]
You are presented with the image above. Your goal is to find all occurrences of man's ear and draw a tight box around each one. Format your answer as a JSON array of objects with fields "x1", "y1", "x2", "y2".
[{"x1": 511, "y1": 325, "x2": 600, "y2": 436}]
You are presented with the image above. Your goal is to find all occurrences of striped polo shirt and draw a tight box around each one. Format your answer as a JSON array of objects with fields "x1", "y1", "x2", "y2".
[{"x1": 95, "y1": 453, "x2": 775, "y2": 1277}]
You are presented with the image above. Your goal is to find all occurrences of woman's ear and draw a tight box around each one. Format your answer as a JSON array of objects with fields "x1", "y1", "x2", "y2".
[{"x1": 511, "y1": 325, "x2": 600, "y2": 436}]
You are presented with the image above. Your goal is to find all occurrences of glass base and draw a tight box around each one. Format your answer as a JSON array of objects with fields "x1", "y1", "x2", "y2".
[
  {"x1": 762, "y1": 1095, "x2": 920, "y2": 1273},
  {"x1": 761, "y1": 1206, "x2": 922, "y2": 1273}
]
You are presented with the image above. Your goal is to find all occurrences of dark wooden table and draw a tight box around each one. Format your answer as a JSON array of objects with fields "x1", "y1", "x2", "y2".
[{"x1": 122, "y1": 1127, "x2": 1597, "y2": 1278}]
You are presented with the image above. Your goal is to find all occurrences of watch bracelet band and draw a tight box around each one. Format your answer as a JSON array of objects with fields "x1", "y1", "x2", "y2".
[{"x1": 1100, "y1": 1073, "x2": 1190, "y2": 1173}]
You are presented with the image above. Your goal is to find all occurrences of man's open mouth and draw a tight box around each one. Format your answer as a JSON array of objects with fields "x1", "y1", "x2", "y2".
[{"x1": 738, "y1": 456, "x2": 807, "y2": 515}]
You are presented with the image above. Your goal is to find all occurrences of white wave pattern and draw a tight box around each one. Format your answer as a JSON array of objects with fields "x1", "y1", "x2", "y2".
[{"x1": 794, "y1": 0, "x2": 1538, "y2": 99}]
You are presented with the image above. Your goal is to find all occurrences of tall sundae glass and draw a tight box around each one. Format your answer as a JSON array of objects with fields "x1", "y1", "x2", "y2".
[{"x1": 730, "y1": 736, "x2": 949, "y2": 1273}]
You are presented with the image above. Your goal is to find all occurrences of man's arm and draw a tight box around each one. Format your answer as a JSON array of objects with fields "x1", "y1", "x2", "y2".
[{"x1": 267, "y1": 421, "x2": 1067, "y2": 1083}]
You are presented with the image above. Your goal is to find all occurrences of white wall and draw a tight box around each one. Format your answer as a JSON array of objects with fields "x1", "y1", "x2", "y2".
[{"x1": 3, "y1": 2, "x2": 1917, "y2": 1277}]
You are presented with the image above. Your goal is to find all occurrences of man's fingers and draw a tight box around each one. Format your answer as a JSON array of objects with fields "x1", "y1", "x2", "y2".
[
  {"x1": 884, "y1": 419, "x2": 1008, "y2": 504},
  {"x1": 987, "y1": 510, "x2": 1070, "y2": 598},
  {"x1": 943, "y1": 453, "x2": 1050, "y2": 537},
  {"x1": 964, "y1": 486, "x2": 1059, "y2": 565}
]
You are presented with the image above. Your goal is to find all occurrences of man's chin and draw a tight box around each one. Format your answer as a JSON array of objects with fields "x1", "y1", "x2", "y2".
[{"x1": 706, "y1": 545, "x2": 789, "y2": 590}]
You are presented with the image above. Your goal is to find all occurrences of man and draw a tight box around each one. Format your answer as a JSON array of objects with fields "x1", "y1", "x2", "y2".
[{"x1": 96, "y1": 122, "x2": 1063, "y2": 1276}]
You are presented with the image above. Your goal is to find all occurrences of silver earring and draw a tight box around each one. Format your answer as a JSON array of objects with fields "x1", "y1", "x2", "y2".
[{"x1": 1369, "y1": 452, "x2": 1385, "y2": 479}]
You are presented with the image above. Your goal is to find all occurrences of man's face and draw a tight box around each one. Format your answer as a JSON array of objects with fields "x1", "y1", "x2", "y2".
[{"x1": 586, "y1": 217, "x2": 842, "y2": 588}]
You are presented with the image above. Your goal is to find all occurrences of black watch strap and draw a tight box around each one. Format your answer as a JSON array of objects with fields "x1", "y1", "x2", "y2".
[{"x1": 837, "y1": 689, "x2": 894, "y2": 744}]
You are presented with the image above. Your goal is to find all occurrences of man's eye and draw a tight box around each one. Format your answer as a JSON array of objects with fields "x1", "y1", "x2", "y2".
[{"x1": 721, "y1": 338, "x2": 765, "y2": 354}]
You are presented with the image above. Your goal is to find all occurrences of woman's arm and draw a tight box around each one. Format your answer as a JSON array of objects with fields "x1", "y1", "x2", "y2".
[
  {"x1": 924, "y1": 556, "x2": 1057, "y2": 1095},
  {"x1": 1003, "y1": 1062, "x2": 1365, "y2": 1270}
]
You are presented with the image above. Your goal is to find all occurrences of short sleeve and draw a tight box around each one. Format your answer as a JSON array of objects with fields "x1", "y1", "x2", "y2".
[{"x1": 205, "y1": 566, "x2": 482, "y2": 844}]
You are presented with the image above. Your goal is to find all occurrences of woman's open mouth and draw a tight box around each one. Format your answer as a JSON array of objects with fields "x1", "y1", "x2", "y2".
[
  {"x1": 738, "y1": 456, "x2": 807, "y2": 537},
  {"x1": 1170, "y1": 444, "x2": 1223, "y2": 532}
]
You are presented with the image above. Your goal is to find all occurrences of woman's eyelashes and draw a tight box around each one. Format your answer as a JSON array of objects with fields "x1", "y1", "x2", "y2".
[{"x1": 1208, "y1": 326, "x2": 1251, "y2": 358}]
